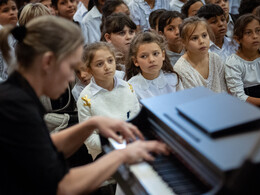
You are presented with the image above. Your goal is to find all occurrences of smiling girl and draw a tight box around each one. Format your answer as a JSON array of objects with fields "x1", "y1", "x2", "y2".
[
  {"x1": 174, "y1": 16, "x2": 227, "y2": 93},
  {"x1": 77, "y1": 42, "x2": 140, "y2": 159},
  {"x1": 225, "y1": 14, "x2": 260, "y2": 106},
  {"x1": 125, "y1": 31, "x2": 183, "y2": 100}
]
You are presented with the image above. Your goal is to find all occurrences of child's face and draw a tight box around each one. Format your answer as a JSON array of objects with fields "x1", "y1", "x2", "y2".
[
  {"x1": 188, "y1": 1, "x2": 203, "y2": 17},
  {"x1": 207, "y1": 15, "x2": 227, "y2": 40},
  {"x1": 41, "y1": 0, "x2": 56, "y2": 15},
  {"x1": 163, "y1": 17, "x2": 183, "y2": 49},
  {"x1": 0, "y1": 0, "x2": 18, "y2": 26},
  {"x1": 238, "y1": 19, "x2": 260, "y2": 51},
  {"x1": 56, "y1": 0, "x2": 77, "y2": 20},
  {"x1": 184, "y1": 23, "x2": 210, "y2": 55},
  {"x1": 88, "y1": 48, "x2": 116, "y2": 83},
  {"x1": 75, "y1": 62, "x2": 92, "y2": 85},
  {"x1": 134, "y1": 42, "x2": 165, "y2": 80},
  {"x1": 209, "y1": 0, "x2": 229, "y2": 18},
  {"x1": 105, "y1": 25, "x2": 135, "y2": 55},
  {"x1": 114, "y1": 3, "x2": 130, "y2": 16}
]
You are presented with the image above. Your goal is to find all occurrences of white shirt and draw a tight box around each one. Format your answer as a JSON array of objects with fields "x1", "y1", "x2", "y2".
[
  {"x1": 166, "y1": 49, "x2": 185, "y2": 67},
  {"x1": 225, "y1": 54, "x2": 260, "y2": 102},
  {"x1": 209, "y1": 36, "x2": 237, "y2": 62},
  {"x1": 82, "y1": 6, "x2": 102, "y2": 44},
  {"x1": 226, "y1": 14, "x2": 234, "y2": 38},
  {"x1": 229, "y1": 0, "x2": 241, "y2": 15},
  {"x1": 128, "y1": 0, "x2": 172, "y2": 31},
  {"x1": 170, "y1": 0, "x2": 184, "y2": 12},
  {"x1": 73, "y1": 2, "x2": 88, "y2": 23},
  {"x1": 72, "y1": 81, "x2": 86, "y2": 101},
  {"x1": 128, "y1": 70, "x2": 183, "y2": 100},
  {"x1": 77, "y1": 76, "x2": 140, "y2": 159},
  {"x1": 174, "y1": 52, "x2": 227, "y2": 93}
]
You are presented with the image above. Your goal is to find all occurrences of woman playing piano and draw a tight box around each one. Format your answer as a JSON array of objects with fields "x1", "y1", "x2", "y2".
[{"x1": 0, "y1": 15, "x2": 168, "y2": 194}]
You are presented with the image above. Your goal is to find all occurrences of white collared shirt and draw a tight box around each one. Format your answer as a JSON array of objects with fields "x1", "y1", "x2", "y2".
[
  {"x1": 166, "y1": 49, "x2": 185, "y2": 67},
  {"x1": 73, "y1": 2, "x2": 88, "y2": 23},
  {"x1": 129, "y1": 0, "x2": 172, "y2": 31},
  {"x1": 77, "y1": 76, "x2": 140, "y2": 159},
  {"x1": 82, "y1": 6, "x2": 102, "y2": 44},
  {"x1": 128, "y1": 70, "x2": 183, "y2": 100},
  {"x1": 226, "y1": 14, "x2": 234, "y2": 38},
  {"x1": 209, "y1": 36, "x2": 238, "y2": 62},
  {"x1": 170, "y1": 0, "x2": 184, "y2": 12},
  {"x1": 225, "y1": 54, "x2": 260, "y2": 102}
]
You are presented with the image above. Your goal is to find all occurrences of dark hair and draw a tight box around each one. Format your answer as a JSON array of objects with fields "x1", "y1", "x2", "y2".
[
  {"x1": 255, "y1": 5, "x2": 260, "y2": 18},
  {"x1": 125, "y1": 31, "x2": 179, "y2": 81},
  {"x1": 181, "y1": 0, "x2": 202, "y2": 18},
  {"x1": 239, "y1": 0, "x2": 260, "y2": 16},
  {"x1": 51, "y1": 0, "x2": 58, "y2": 8},
  {"x1": 158, "y1": 11, "x2": 184, "y2": 33},
  {"x1": 233, "y1": 13, "x2": 260, "y2": 41},
  {"x1": 0, "y1": 0, "x2": 10, "y2": 6},
  {"x1": 149, "y1": 9, "x2": 166, "y2": 30},
  {"x1": 197, "y1": 4, "x2": 225, "y2": 20},
  {"x1": 100, "y1": 0, "x2": 129, "y2": 32},
  {"x1": 101, "y1": 12, "x2": 136, "y2": 41}
]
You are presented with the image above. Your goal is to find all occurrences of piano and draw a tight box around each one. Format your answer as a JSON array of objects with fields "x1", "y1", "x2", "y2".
[{"x1": 103, "y1": 87, "x2": 260, "y2": 195}]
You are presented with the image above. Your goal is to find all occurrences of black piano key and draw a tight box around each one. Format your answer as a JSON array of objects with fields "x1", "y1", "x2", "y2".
[{"x1": 148, "y1": 154, "x2": 209, "y2": 195}]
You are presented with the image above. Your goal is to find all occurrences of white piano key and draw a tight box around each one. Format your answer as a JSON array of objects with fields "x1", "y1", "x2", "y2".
[{"x1": 130, "y1": 162, "x2": 175, "y2": 195}]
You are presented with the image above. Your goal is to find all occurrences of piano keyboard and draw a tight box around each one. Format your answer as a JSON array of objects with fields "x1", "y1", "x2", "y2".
[{"x1": 107, "y1": 138, "x2": 209, "y2": 195}]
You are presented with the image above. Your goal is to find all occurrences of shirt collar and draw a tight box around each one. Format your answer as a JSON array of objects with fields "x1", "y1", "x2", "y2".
[
  {"x1": 89, "y1": 76, "x2": 126, "y2": 96},
  {"x1": 210, "y1": 36, "x2": 230, "y2": 50},
  {"x1": 90, "y1": 6, "x2": 102, "y2": 19},
  {"x1": 136, "y1": 70, "x2": 168, "y2": 90}
]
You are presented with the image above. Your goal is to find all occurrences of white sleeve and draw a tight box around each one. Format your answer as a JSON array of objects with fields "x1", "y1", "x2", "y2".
[{"x1": 225, "y1": 60, "x2": 248, "y2": 101}]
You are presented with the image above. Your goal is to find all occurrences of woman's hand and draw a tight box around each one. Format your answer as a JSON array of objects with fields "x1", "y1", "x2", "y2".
[
  {"x1": 121, "y1": 140, "x2": 169, "y2": 164},
  {"x1": 91, "y1": 116, "x2": 144, "y2": 143}
]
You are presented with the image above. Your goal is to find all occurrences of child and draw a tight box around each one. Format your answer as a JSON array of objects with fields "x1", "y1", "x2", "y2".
[
  {"x1": 197, "y1": 4, "x2": 237, "y2": 62},
  {"x1": 35, "y1": 0, "x2": 56, "y2": 15},
  {"x1": 205, "y1": 0, "x2": 238, "y2": 38},
  {"x1": 101, "y1": 13, "x2": 136, "y2": 67},
  {"x1": 77, "y1": 42, "x2": 140, "y2": 159},
  {"x1": 181, "y1": 0, "x2": 203, "y2": 18},
  {"x1": 158, "y1": 10, "x2": 185, "y2": 66},
  {"x1": 18, "y1": 3, "x2": 51, "y2": 25},
  {"x1": 128, "y1": 0, "x2": 172, "y2": 31},
  {"x1": 0, "y1": 0, "x2": 18, "y2": 26},
  {"x1": 81, "y1": 0, "x2": 106, "y2": 44},
  {"x1": 225, "y1": 14, "x2": 260, "y2": 106},
  {"x1": 174, "y1": 16, "x2": 227, "y2": 92},
  {"x1": 72, "y1": 61, "x2": 92, "y2": 101},
  {"x1": 125, "y1": 31, "x2": 183, "y2": 100},
  {"x1": 51, "y1": 0, "x2": 77, "y2": 20},
  {"x1": 149, "y1": 9, "x2": 166, "y2": 32},
  {"x1": 0, "y1": 0, "x2": 17, "y2": 82}
]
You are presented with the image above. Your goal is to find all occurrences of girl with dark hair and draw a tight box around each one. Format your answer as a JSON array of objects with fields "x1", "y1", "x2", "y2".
[
  {"x1": 125, "y1": 31, "x2": 183, "y2": 100},
  {"x1": 225, "y1": 14, "x2": 260, "y2": 106}
]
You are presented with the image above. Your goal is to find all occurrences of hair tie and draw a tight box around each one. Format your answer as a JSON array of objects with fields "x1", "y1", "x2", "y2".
[{"x1": 11, "y1": 26, "x2": 27, "y2": 42}]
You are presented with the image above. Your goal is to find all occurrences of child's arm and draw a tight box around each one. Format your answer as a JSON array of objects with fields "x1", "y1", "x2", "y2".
[{"x1": 246, "y1": 97, "x2": 260, "y2": 106}]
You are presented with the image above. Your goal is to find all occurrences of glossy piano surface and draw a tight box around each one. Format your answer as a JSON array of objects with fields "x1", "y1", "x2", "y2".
[{"x1": 106, "y1": 87, "x2": 260, "y2": 195}]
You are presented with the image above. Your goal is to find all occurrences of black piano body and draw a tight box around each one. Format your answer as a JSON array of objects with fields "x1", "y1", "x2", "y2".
[{"x1": 105, "y1": 87, "x2": 260, "y2": 195}]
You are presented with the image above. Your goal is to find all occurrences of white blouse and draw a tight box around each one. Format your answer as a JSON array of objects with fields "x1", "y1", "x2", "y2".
[
  {"x1": 128, "y1": 70, "x2": 183, "y2": 100},
  {"x1": 225, "y1": 54, "x2": 260, "y2": 101},
  {"x1": 174, "y1": 52, "x2": 227, "y2": 93}
]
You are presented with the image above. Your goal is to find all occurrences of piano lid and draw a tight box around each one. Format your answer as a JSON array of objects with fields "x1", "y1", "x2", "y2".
[{"x1": 140, "y1": 87, "x2": 260, "y2": 172}]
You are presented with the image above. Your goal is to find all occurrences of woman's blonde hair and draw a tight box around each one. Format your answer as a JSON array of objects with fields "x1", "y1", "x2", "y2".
[
  {"x1": 0, "y1": 15, "x2": 84, "y2": 68},
  {"x1": 180, "y1": 16, "x2": 215, "y2": 45},
  {"x1": 19, "y1": 3, "x2": 50, "y2": 26}
]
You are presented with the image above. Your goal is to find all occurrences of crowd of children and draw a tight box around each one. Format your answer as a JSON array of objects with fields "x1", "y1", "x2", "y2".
[{"x1": 0, "y1": 0, "x2": 260, "y2": 193}]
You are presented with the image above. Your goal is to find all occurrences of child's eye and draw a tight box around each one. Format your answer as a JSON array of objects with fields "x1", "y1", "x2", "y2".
[
  {"x1": 210, "y1": 20, "x2": 217, "y2": 24},
  {"x1": 153, "y1": 51, "x2": 160, "y2": 56},
  {"x1": 108, "y1": 58, "x2": 114, "y2": 64},
  {"x1": 140, "y1": 55, "x2": 147, "y2": 59},
  {"x1": 118, "y1": 31, "x2": 125, "y2": 36},
  {"x1": 11, "y1": 6, "x2": 17, "y2": 11},
  {"x1": 2, "y1": 8, "x2": 9, "y2": 13},
  {"x1": 96, "y1": 62, "x2": 103, "y2": 67},
  {"x1": 191, "y1": 36, "x2": 198, "y2": 41},
  {"x1": 202, "y1": 33, "x2": 208, "y2": 38},
  {"x1": 256, "y1": 28, "x2": 260, "y2": 34},
  {"x1": 129, "y1": 30, "x2": 135, "y2": 35},
  {"x1": 244, "y1": 31, "x2": 252, "y2": 35},
  {"x1": 167, "y1": 27, "x2": 174, "y2": 31}
]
